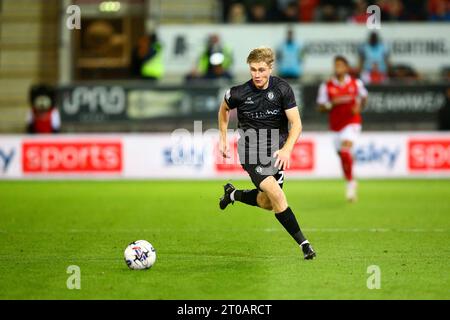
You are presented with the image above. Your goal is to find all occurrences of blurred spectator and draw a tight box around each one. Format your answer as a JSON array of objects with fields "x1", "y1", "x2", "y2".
[
  {"x1": 359, "y1": 32, "x2": 390, "y2": 84},
  {"x1": 402, "y1": 0, "x2": 426, "y2": 20},
  {"x1": 186, "y1": 34, "x2": 233, "y2": 81},
  {"x1": 389, "y1": 64, "x2": 420, "y2": 82},
  {"x1": 298, "y1": 0, "x2": 320, "y2": 22},
  {"x1": 428, "y1": 0, "x2": 450, "y2": 21},
  {"x1": 318, "y1": 3, "x2": 339, "y2": 21},
  {"x1": 348, "y1": 0, "x2": 369, "y2": 24},
  {"x1": 275, "y1": 0, "x2": 292, "y2": 15},
  {"x1": 203, "y1": 53, "x2": 234, "y2": 81},
  {"x1": 248, "y1": 2, "x2": 271, "y2": 22},
  {"x1": 361, "y1": 62, "x2": 388, "y2": 84},
  {"x1": 131, "y1": 33, "x2": 164, "y2": 81},
  {"x1": 227, "y1": 2, "x2": 248, "y2": 23},
  {"x1": 278, "y1": 1, "x2": 299, "y2": 22},
  {"x1": 220, "y1": 0, "x2": 234, "y2": 21},
  {"x1": 277, "y1": 27, "x2": 305, "y2": 80},
  {"x1": 222, "y1": 0, "x2": 434, "y2": 23},
  {"x1": 27, "y1": 85, "x2": 60, "y2": 134},
  {"x1": 318, "y1": 0, "x2": 353, "y2": 22},
  {"x1": 375, "y1": 0, "x2": 389, "y2": 14},
  {"x1": 378, "y1": 0, "x2": 409, "y2": 21}
]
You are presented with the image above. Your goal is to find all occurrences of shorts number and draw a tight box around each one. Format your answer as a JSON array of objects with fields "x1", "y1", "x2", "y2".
[{"x1": 277, "y1": 171, "x2": 284, "y2": 185}]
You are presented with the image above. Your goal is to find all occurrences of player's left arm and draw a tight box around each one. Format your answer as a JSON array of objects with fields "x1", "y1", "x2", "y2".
[{"x1": 274, "y1": 107, "x2": 302, "y2": 170}]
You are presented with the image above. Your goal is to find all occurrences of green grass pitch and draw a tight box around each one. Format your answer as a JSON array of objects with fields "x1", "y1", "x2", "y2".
[{"x1": 0, "y1": 179, "x2": 449, "y2": 300}]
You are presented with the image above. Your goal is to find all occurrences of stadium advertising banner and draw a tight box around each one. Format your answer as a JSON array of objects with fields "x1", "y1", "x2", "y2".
[
  {"x1": 158, "y1": 24, "x2": 450, "y2": 75},
  {"x1": 1, "y1": 132, "x2": 450, "y2": 180},
  {"x1": 21, "y1": 140, "x2": 123, "y2": 174},
  {"x1": 58, "y1": 84, "x2": 225, "y2": 124},
  {"x1": 0, "y1": 136, "x2": 21, "y2": 178},
  {"x1": 408, "y1": 138, "x2": 450, "y2": 172},
  {"x1": 58, "y1": 85, "x2": 128, "y2": 123},
  {"x1": 300, "y1": 84, "x2": 448, "y2": 125},
  {"x1": 57, "y1": 84, "x2": 446, "y2": 130}
]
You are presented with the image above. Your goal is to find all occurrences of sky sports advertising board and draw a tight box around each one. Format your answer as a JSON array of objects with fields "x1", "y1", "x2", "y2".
[{"x1": 1, "y1": 133, "x2": 450, "y2": 179}]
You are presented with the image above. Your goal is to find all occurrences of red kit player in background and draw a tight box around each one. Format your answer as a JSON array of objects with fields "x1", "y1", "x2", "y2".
[{"x1": 316, "y1": 55, "x2": 368, "y2": 202}]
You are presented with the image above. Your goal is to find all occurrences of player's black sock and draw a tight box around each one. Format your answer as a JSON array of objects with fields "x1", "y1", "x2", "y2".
[
  {"x1": 275, "y1": 207, "x2": 307, "y2": 245},
  {"x1": 233, "y1": 189, "x2": 258, "y2": 206}
]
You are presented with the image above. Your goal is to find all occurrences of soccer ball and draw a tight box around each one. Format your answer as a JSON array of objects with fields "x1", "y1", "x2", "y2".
[{"x1": 124, "y1": 240, "x2": 156, "y2": 270}]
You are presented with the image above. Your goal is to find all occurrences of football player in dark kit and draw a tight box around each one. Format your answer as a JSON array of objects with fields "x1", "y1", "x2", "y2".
[{"x1": 218, "y1": 47, "x2": 316, "y2": 260}]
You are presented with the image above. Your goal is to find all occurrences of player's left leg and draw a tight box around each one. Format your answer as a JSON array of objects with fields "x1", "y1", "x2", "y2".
[
  {"x1": 338, "y1": 124, "x2": 361, "y2": 202},
  {"x1": 260, "y1": 176, "x2": 316, "y2": 260},
  {"x1": 340, "y1": 140, "x2": 357, "y2": 201},
  {"x1": 219, "y1": 184, "x2": 273, "y2": 210}
]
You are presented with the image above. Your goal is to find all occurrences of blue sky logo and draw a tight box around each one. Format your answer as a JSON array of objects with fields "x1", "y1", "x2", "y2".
[
  {"x1": 354, "y1": 143, "x2": 400, "y2": 169},
  {"x1": 0, "y1": 148, "x2": 15, "y2": 173},
  {"x1": 163, "y1": 144, "x2": 205, "y2": 169}
]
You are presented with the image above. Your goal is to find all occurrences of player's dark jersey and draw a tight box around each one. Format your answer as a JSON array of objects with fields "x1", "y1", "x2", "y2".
[
  {"x1": 224, "y1": 76, "x2": 298, "y2": 167},
  {"x1": 225, "y1": 76, "x2": 297, "y2": 133}
]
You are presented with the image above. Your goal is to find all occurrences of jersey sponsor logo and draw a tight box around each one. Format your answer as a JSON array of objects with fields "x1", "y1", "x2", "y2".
[
  {"x1": 266, "y1": 109, "x2": 280, "y2": 115},
  {"x1": 243, "y1": 109, "x2": 281, "y2": 119},
  {"x1": 408, "y1": 139, "x2": 450, "y2": 171},
  {"x1": 0, "y1": 148, "x2": 15, "y2": 173},
  {"x1": 22, "y1": 140, "x2": 122, "y2": 173},
  {"x1": 244, "y1": 97, "x2": 255, "y2": 105}
]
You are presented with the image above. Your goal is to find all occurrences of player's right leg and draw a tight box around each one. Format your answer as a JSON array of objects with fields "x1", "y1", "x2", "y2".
[
  {"x1": 219, "y1": 183, "x2": 258, "y2": 210},
  {"x1": 259, "y1": 176, "x2": 316, "y2": 260}
]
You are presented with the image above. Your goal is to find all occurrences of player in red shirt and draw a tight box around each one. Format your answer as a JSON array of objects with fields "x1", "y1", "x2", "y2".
[{"x1": 316, "y1": 55, "x2": 368, "y2": 202}]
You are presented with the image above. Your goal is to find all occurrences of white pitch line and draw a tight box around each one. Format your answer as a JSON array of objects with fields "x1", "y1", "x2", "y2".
[
  {"x1": 0, "y1": 228, "x2": 447, "y2": 234},
  {"x1": 265, "y1": 228, "x2": 448, "y2": 233}
]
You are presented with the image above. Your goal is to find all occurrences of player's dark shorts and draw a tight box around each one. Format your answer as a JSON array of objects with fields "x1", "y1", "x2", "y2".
[{"x1": 241, "y1": 163, "x2": 284, "y2": 191}]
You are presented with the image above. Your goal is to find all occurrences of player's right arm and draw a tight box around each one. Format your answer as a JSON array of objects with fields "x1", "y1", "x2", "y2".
[
  {"x1": 218, "y1": 99, "x2": 231, "y2": 159},
  {"x1": 316, "y1": 82, "x2": 332, "y2": 113}
]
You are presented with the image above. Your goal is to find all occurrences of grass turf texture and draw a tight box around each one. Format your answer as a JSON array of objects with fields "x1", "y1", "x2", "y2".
[{"x1": 0, "y1": 180, "x2": 449, "y2": 300}]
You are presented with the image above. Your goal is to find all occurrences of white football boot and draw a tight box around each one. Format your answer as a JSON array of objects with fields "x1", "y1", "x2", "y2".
[{"x1": 346, "y1": 180, "x2": 357, "y2": 202}]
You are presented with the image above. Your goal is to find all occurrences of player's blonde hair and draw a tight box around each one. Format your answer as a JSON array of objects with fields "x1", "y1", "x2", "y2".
[{"x1": 246, "y1": 47, "x2": 275, "y2": 67}]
